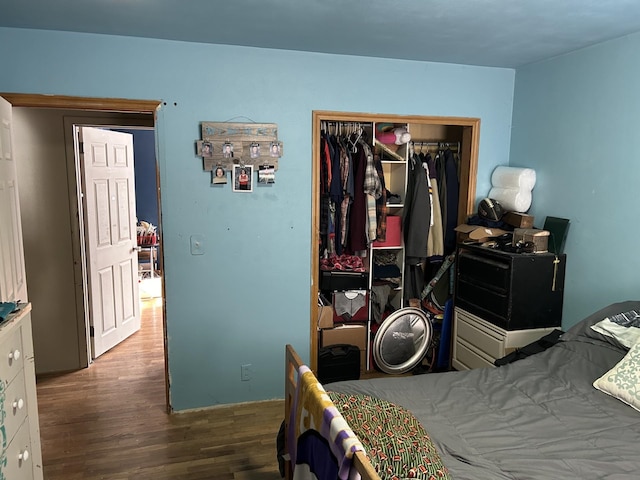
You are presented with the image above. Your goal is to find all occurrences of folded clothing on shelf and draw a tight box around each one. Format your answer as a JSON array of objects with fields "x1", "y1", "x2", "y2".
[
  {"x1": 0, "y1": 302, "x2": 17, "y2": 322},
  {"x1": 320, "y1": 254, "x2": 366, "y2": 272}
]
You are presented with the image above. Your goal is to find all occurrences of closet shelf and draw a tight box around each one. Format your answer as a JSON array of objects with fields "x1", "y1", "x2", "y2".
[{"x1": 375, "y1": 141, "x2": 405, "y2": 162}]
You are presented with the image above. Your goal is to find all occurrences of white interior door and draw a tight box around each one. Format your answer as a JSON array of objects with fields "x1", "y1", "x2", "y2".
[
  {"x1": 0, "y1": 96, "x2": 28, "y2": 303},
  {"x1": 78, "y1": 126, "x2": 140, "y2": 359}
]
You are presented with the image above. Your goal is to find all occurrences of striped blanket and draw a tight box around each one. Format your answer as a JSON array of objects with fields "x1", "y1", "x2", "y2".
[{"x1": 289, "y1": 365, "x2": 364, "y2": 480}]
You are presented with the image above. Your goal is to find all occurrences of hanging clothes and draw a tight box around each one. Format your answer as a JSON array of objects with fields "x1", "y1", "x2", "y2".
[
  {"x1": 338, "y1": 139, "x2": 353, "y2": 250},
  {"x1": 374, "y1": 155, "x2": 388, "y2": 243},
  {"x1": 320, "y1": 124, "x2": 381, "y2": 258},
  {"x1": 361, "y1": 140, "x2": 381, "y2": 244},
  {"x1": 442, "y1": 148, "x2": 459, "y2": 254},
  {"x1": 403, "y1": 153, "x2": 431, "y2": 264},
  {"x1": 328, "y1": 134, "x2": 344, "y2": 255},
  {"x1": 403, "y1": 151, "x2": 432, "y2": 300},
  {"x1": 347, "y1": 143, "x2": 368, "y2": 252},
  {"x1": 319, "y1": 134, "x2": 332, "y2": 255},
  {"x1": 436, "y1": 150, "x2": 447, "y2": 235},
  {"x1": 425, "y1": 152, "x2": 444, "y2": 262}
]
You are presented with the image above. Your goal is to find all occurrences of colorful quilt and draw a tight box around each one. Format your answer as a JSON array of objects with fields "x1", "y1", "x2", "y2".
[{"x1": 329, "y1": 392, "x2": 451, "y2": 480}]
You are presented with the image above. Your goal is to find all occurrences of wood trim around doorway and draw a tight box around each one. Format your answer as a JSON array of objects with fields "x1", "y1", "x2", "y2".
[{"x1": 0, "y1": 93, "x2": 161, "y2": 113}]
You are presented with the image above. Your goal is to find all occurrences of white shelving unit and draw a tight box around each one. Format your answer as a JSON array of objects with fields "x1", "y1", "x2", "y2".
[{"x1": 366, "y1": 123, "x2": 410, "y2": 369}]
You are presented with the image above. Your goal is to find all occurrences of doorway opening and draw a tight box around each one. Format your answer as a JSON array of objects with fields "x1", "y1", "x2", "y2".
[{"x1": 2, "y1": 93, "x2": 169, "y2": 410}]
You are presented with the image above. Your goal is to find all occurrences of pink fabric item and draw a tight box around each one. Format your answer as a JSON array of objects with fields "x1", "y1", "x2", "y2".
[{"x1": 375, "y1": 130, "x2": 397, "y2": 144}]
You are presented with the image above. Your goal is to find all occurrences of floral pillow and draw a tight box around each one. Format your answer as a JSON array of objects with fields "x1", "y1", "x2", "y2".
[{"x1": 593, "y1": 341, "x2": 640, "y2": 412}]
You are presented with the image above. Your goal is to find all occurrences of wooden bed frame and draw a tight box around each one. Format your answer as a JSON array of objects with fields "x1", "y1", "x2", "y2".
[{"x1": 285, "y1": 344, "x2": 380, "y2": 480}]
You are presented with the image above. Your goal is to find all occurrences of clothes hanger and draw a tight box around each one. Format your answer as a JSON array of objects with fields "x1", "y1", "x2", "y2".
[{"x1": 348, "y1": 125, "x2": 362, "y2": 153}]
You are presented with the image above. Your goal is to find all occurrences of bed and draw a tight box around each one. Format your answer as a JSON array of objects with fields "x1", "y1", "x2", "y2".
[{"x1": 284, "y1": 301, "x2": 640, "y2": 480}]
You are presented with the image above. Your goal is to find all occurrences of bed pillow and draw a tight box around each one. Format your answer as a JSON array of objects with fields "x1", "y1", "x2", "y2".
[
  {"x1": 329, "y1": 391, "x2": 451, "y2": 479},
  {"x1": 593, "y1": 341, "x2": 640, "y2": 412},
  {"x1": 590, "y1": 309, "x2": 640, "y2": 349},
  {"x1": 562, "y1": 301, "x2": 640, "y2": 350}
]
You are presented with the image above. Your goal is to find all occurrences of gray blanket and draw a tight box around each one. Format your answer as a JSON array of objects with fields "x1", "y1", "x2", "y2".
[{"x1": 328, "y1": 301, "x2": 640, "y2": 479}]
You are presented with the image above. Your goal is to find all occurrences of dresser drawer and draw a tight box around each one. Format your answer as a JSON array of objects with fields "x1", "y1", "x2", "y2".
[
  {"x1": 2, "y1": 372, "x2": 28, "y2": 445},
  {"x1": 454, "y1": 339, "x2": 496, "y2": 370},
  {"x1": 456, "y1": 310, "x2": 505, "y2": 360},
  {"x1": 2, "y1": 418, "x2": 34, "y2": 480},
  {"x1": 0, "y1": 326, "x2": 24, "y2": 387},
  {"x1": 456, "y1": 279, "x2": 509, "y2": 324},
  {"x1": 457, "y1": 251, "x2": 510, "y2": 291}
]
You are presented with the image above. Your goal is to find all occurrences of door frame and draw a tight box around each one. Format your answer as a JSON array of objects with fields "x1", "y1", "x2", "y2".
[
  {"x1": 310, "y1": 110, "x2": 480, "y2": 371},
  {"x1": 0, "y1": 93, "x2": 170, "y2": 411}
]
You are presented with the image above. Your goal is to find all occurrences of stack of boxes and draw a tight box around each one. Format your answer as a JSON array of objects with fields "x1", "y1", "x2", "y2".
[{"x1": 318, "y1": 301, "x2": 367, "y2": 372}]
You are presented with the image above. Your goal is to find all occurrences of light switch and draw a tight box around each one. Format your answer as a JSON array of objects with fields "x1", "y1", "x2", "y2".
[{"x1": 190, "y1": 234, "x2": 205, "y2": 255}]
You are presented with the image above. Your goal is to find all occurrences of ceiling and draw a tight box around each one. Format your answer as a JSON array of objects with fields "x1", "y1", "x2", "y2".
[{"x1": 2, "y1": 0, "x2": 640, "y2": 68}]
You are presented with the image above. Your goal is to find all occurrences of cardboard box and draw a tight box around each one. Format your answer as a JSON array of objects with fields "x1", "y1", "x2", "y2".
[
  {"x1": 455, "y1": 224, "x2": 509, "y2": 243},
  {"x1": 317, "y1": 304, "x2": 334, "y2": 329},
  {"x1": 513, "y1": 228, "x2": 549, "y2": 253},
  {"x1": 503, "y1": 212, "x2": 534, "y2": 228},
  {"x1": 321, "y1": 323, "x2": 367, "y2": 350},
  {"x1": 321, "y1": 324, "x2": 367, "y2": 370}
]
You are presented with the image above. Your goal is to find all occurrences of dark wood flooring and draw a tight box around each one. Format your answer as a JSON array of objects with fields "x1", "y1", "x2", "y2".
[{"x1": 36, "y1": 296, "x2": 284, "y2": 480}]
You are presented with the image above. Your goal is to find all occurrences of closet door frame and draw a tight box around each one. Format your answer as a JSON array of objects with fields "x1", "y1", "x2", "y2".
[{"x1": 310, "y1": 110, "x2": 480, "y2": 372}]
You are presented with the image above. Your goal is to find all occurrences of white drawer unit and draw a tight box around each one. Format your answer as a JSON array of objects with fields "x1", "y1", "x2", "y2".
[
  {"x1": 452, "y1": 307, "x2": 558, "y2": 371},
  {"x1": 0, "y1": 303, "x2": 43, "y2": 480}
]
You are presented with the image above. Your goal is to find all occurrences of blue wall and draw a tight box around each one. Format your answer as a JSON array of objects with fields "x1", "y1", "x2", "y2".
[
  {"x1": 119, "y1": 128, "x2": 159, "y2": 229},
  {"x1": 511, "y1": 32, "x2": 640, "y2": 329},
  {"x1": 0, "y1": 27, "x2": 515, "y2": 410}
]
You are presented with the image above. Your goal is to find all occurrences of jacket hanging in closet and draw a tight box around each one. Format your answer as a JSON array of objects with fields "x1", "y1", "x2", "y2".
[
  {"x1": 403, "y1": 153, "x2": 432, "y2": 299},
  {"x1": 425, "y1": 152, "x2": 444, "y2": 262},
  {"x1": 403, "y1": 154, "x2": 431, "y2": 264},
  {"x1": 442, "y1": 148, "x2": 459, "y2": 254}
]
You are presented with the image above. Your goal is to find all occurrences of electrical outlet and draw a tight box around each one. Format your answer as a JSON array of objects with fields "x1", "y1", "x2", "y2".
[{"x1": 241, "y1": 364, "x2": 251, "y2": 381}]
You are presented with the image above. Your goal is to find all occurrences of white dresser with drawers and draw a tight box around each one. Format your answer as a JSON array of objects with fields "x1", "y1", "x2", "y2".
[
  {"x1": 0, "y1": 303, "x2": 43, "y2": 480},
  {"x1": 452, "y1": 307, "x2": 558, "y2": 370}
]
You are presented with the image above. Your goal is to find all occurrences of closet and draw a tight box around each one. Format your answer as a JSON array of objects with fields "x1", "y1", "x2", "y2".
[{"x1": 311, "y1": 111, "x2": 480, "y2": 373}]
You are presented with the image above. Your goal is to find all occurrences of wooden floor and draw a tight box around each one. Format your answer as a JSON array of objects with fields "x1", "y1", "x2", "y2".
[{"x1": 36, "y1": 296, "x2": 284, "y2": 480}]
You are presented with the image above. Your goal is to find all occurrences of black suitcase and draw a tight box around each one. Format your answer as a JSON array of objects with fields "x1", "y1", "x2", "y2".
[{"x1": 317, "y1": 344, "x2": 361, "y2": 384}]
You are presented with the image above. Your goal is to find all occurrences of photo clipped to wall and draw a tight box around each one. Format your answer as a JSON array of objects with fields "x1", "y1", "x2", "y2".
[
  {"x1": 258, "y1": 164, "x2": 275, "y2": 184},
  {"x1": 212, "y1": 165, "x2": 228, "y2": 185},
  {"x1": 233, "y1": 164, "x2": 253, "y2": 192}
]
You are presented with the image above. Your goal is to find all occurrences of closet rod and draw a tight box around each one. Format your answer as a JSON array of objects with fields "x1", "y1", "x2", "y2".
[
  {"x1": 411, "y1": 141, "x2": 460, "y2": 152},
  {"x1": 321, "y1": 121, "x2": 373, "y2": 136},
  {"x1": 322, "y1": 121, "x2": 373, "y2": 127}
]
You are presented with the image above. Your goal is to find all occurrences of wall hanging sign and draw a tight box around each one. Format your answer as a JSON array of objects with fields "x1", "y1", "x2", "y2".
[{"x1": 195, "y1": 122, "x2": 283, "y2": 187}]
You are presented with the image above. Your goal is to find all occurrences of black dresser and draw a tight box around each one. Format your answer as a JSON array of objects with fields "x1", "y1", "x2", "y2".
[{"x1": 455, "y1": 244, "x2": 566, "y2": 330}]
